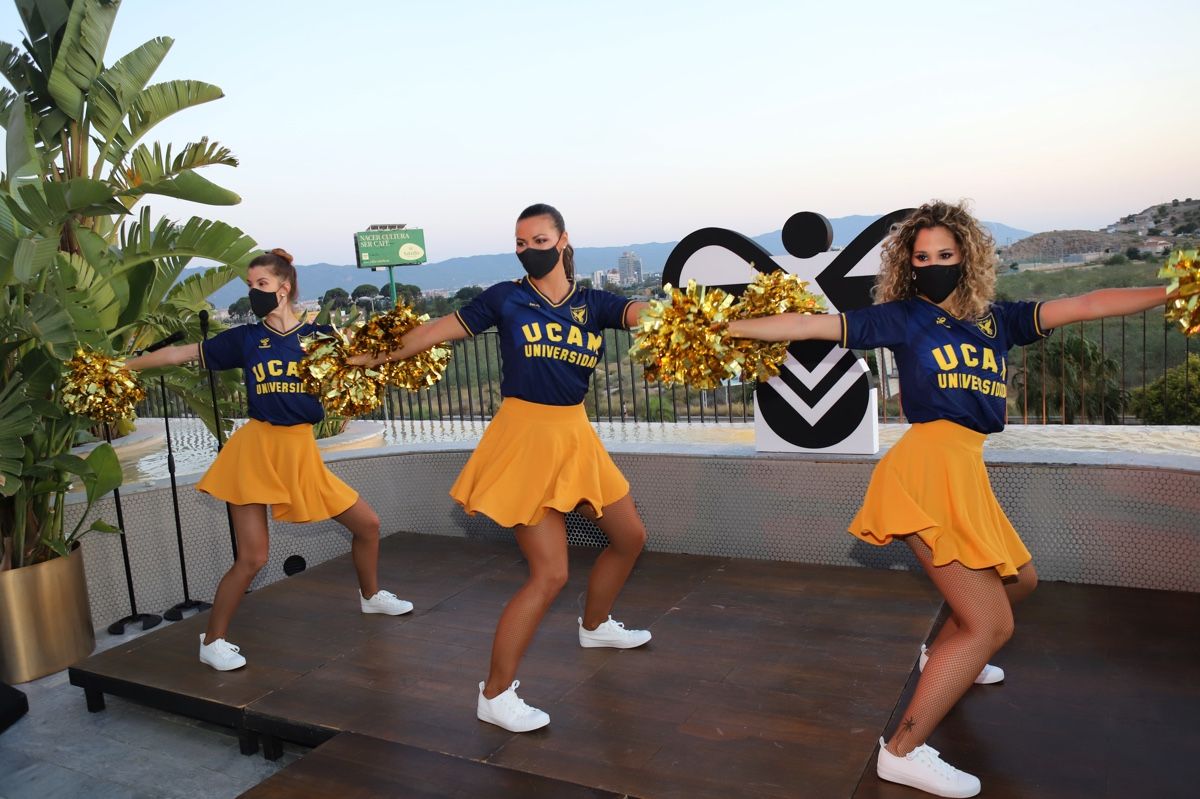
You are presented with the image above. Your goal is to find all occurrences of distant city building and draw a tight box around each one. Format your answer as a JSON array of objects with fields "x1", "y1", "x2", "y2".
[
  {"x1": 591, "y1": 270, "x2": 608, "y2": 288},
  {"x1": 606, "y1": 268, "x2": 621, "y2": 287},
  {"x1": 618, "y1": 251, "x2": 642, "y2": 286}
]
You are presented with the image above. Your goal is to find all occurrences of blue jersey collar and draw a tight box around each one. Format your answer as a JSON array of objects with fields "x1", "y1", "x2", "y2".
[{"x1": 524, "y1": 276, "x2": 577, "y2": 308}]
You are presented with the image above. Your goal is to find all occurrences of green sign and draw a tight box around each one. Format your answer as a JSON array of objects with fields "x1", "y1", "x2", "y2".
[{"x1": 354, "y1": 228, "x2": 427, "y2": 268}]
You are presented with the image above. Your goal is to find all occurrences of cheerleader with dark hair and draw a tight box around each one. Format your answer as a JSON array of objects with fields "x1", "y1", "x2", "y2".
[
  {"x1": 351, "y1": 205, "x2": 653, "y2": 733},
  {"x1": 127, "y1": 248, "x2": 412, "y2": 672}
]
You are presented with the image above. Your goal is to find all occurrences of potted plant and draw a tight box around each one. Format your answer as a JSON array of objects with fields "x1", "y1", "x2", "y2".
[{"x1": 0, "y1": 0, "x2": 257, "y2": 683}]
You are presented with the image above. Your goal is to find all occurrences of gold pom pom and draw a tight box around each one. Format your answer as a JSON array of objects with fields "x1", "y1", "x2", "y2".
[
  {"x1": 731, "y1": 270, "x2": 828, "y2": 381},
  {"x1": 629, "y1": 280, "x2": 741, "y2": 389},
  {"x1": 298, "y1": 329, "x2": 384, "y2": 417},
  {"x1": 61, "y1": 349, "x2": 146, "y2": 424},
  {"x1": 351, "y1": 305, "x2": 452, "y2": 391},
  {"x1": 1161, "y1": 249, "x2": 1200, "y2": 337}
]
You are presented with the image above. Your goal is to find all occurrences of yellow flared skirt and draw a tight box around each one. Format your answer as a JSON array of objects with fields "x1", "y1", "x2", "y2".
[
  {"x1": 450, "y1": 397, "x2": 630, "y2": 528},
  {"x1": 196, "y1": 418, "x2": 358, "y2": 523},
  {"x1": 848, "y1": 420, "x2": 1031, "y2": 577}
]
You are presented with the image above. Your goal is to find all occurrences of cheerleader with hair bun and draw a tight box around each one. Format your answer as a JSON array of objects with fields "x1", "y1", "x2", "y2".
[
  {"x1": 350, "y1": 204, "x2": 653, "y2": 733},
  {"x1": 727, "y1": 200, "x2": 1176, "y2": 798},
  {"x1": 127, "y1": 248, "x2": 413, "y2": 672}
]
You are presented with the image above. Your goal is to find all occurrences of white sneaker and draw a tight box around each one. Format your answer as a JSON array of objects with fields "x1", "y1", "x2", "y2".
[
  {"x1": 360, "y1": 589, "x2": 414, "y2": 616},
  {"x1": 578, "y1": 616, "x2": 652, "y2": 649},
  {"x1": 199, "y1": 633, "x2": 246, "y2": 671},
  {"x1": 876, "y1": 737, "x2": 981, "y2": 798},
  {"x1": 920, "y1": 644, "x2": 1004, "y2": 685},
  {"x1": 476, "y1": 680, "x2": 550, "y2": 732}
]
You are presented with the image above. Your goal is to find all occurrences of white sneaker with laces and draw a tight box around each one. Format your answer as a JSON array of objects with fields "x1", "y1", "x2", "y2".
[
  {"x1": 876, "y1": 737, "x2": 981, "y2": 798},
  {"x1": 360, "y1": 589, "x2": 414, "y2": 616},
  {"x1": 476, "y1": 680, "x2": 550, "y2": 732},
  {"x1": 578, "y1": 616, "x2": 652, "y2": 649},
  {"x1": 919, "y1": 644, "x2": 1004, "y2": 685},
  {"x1": 199, "y1": 633, "x2": 246, "y2": 671}
]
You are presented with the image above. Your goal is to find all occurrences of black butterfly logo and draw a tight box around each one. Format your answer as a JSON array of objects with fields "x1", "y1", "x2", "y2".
[{"x1": 661, "y1": 209, "x2": 912, "y2": 448}]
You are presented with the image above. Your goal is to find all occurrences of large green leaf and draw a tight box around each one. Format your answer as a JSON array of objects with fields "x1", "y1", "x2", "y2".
[
  {"x1": 0, "y1": 376, "x2": 33, "y2": 490},
  {"x1": 14, "y1": 1, "x2": 73, "y2": 50},
  {"x1": 12, "y1": 346, "x2": 63, "y2": 399},
  {"x1": 0, "y1": 86, "x2": 17, "y2": 127},
  {"x1": 88, "y1": 36, "x2": 172, "y2": 162},
  {"x1": 169, "y1": 137, "x2": 238, "y2": 171},
  {"x1": 81, "y1": 442, "x2": 121, "y2": 505},
  {"x1": 116, "y1": 136, "x2": 238, "y2": 195},
  {"x1": 116, "y1": 216, "x2": 258, "y2": 275},
  {"x1": 12, "y1": 1, "x2": 66, "y2": 107},
  {"x1": 118, "y1": 168, "x2": 240, "y2": 206},
  {"x1": 114, "y1": 259, "x2": 155, "y2": 328},
  {"x1": 168, "y1": 262, "x2": 243, "y2": 307},
  {"x1": 4, "y1": 177, "x2": 126, "y2": 230},
  {"x1": 22, "y1": 291, "x2": 78, "y2": 357},
  {"x1": 58, "y1": 251, "x2": 123, "y2": 332},
  {"x1": 46, "y1": 0, "x2": 117, "y2": 121},
  {"x1": 5, "y1": 96, "x2": 40, "y2": 177},
  {"x1": 11, "y1": 233, "x2": 58, "y2": 282},
  {"x1": 0, "y1": 41, "x2": 31, "y2": 94},
  {"x1": 73, "y1": 225, "x2": 117, "y2": 271},
  {"x1": 110, "y1": 80, "x2": 224, "y2": 158}
]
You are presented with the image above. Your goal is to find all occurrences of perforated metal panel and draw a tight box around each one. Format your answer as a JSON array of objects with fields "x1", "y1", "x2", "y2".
[{"x1": 66, "y1": 433, "x2": 1200, "y2": 629}]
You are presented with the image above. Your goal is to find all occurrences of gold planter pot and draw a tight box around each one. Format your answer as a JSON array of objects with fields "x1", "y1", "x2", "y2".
[{"x1": 0, "y1": 551, "x2": 95, "y2": 683}]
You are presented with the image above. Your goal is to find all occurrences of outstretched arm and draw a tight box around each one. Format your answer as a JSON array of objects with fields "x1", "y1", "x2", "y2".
[
  {"x1": 348, "y1": 313, "x2": 469, "y2": 367},
  {"x1": 624, "y1": 301, "x2": 649, "y2": 328},
  {"x1": 1039, "y1": 286, "x2": 1172, "y2": 330},
  {"x1": 726, "y1": 312, "x2": 843, "y2": 342},
  {"x1": 125, "y1": 343, "x2": 201, "y2": 371}
]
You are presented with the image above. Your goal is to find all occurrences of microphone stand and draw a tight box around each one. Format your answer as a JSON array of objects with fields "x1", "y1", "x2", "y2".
[
  {"x1": 104, "y1": 417, "x2": 163, "y2": 635},
  {"x1": 158, "y1": 371, "x2": 212, "y2": 621}
]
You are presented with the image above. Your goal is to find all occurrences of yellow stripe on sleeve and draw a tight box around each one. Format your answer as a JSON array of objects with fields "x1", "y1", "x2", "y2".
[{"x1": 454, "y1": 310, "x2": 475, "y2": 337}]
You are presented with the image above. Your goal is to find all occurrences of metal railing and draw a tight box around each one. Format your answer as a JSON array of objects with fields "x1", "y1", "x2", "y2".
[{"x1": 137, "y1": 316, "x2": 1196, "y2": 426}]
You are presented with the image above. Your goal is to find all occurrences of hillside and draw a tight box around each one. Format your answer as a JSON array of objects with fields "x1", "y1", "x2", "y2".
[
  {"x1": 1000, "y1": 196, "x2": 1199, "y2": 263},
  {"x1": 1107, "y1": 197, "x2": 1200, "y2": 237},
  {"x1": 1001, "y1": 230, "x2": 1141, "y2": 262}
]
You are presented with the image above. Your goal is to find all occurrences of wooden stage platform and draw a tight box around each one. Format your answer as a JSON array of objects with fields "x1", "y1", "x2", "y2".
[{"x1": 68, "y1": 533, "x2": 1200, "y2": 798}]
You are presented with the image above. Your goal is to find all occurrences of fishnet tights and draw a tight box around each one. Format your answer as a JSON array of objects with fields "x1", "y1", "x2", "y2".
[{"x1": 887, "y1": 535, "x2": 1037, "y2": 756}]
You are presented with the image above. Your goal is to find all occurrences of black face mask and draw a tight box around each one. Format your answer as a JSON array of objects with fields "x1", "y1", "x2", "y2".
[
  {"x1": 249, "y1": 287, "x2": 281, "y2": 318},
  {"x1": 913, "y1": 264, "x2": 963, "y2": 303},
  {"x1": 516, "y1": 239, "x2": 562, "y2": 279}
]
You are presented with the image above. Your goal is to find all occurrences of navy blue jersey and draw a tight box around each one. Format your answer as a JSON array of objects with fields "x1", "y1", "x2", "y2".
[
  {"x1": 199, "y1": 321, "x2": 331, "y2": 425},
  {"x1": 455, "y1": 277, "x2": 635, "y2": 406},
  {"x1": 841, "y1": 298, "x2": 1050, "y2": 433}
]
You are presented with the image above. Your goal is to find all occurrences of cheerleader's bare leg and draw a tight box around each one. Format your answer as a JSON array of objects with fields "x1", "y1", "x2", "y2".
[
  {"x1": 581, "y1": 493, "x2": 647, "y2": 629},
  {"x1": 204, "y1": 502, "x2": 270, "y2": 643},
  {"x1": 482, "y1": 510, "x2": 569, "y2": 699},
  {"x1": 333, "y1": 497, "x2": 380, "y2": 598}
]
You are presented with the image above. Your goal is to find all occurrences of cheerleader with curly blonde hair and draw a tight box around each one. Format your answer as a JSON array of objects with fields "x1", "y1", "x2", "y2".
[{"x1": 728, "y1": 199, "x2": 1176, "y2": 797}]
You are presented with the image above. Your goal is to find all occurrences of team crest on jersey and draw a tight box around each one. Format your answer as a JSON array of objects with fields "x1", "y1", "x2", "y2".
[
  {"x1": 976, "y1": 313, "x2": 997, "y2": 339},
  {"x1": 570, "y1": 305, "x2": 588, "y2": 325},
  {"x1": 259, "y1": 338, "x2": 271, "y2": 349}
]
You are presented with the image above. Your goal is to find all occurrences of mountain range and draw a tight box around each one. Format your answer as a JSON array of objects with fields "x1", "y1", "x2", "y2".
[{"x1": 202, "y1": 215, "x2": 1034, "y2": 308}]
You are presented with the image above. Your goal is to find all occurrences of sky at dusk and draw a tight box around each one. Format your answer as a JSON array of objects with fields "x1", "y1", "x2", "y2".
[{"x1": 2, "y1": 0, "x2": 1197, "y2": 263}]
